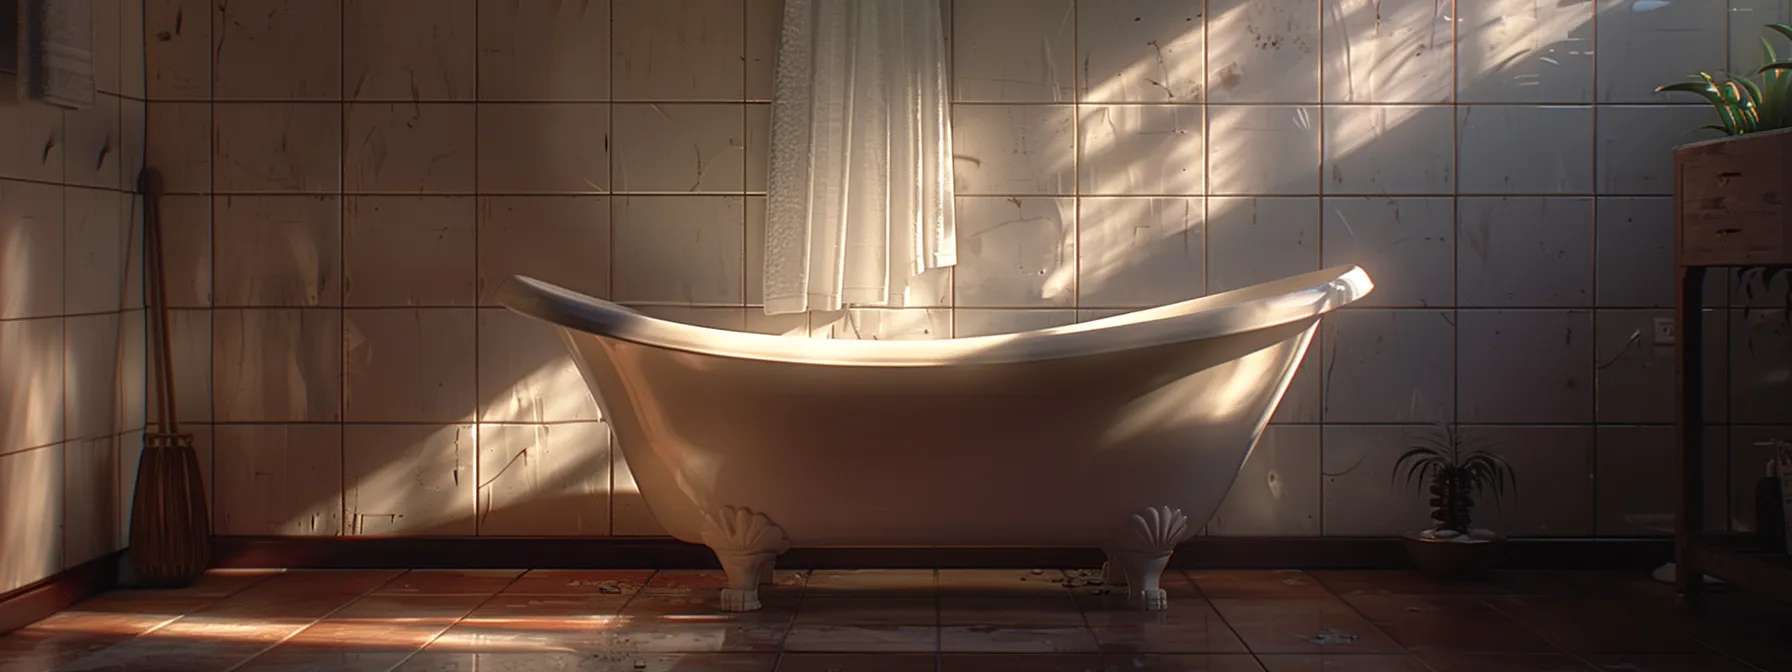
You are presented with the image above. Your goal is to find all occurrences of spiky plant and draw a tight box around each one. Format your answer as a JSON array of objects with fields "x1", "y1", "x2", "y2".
[
  {"x1": 1654, "y1": 22, "x2": 1792, "y2": 321},
  {"x1": 1391, "y1": 424, "x2": 1516, "y2": 536}
]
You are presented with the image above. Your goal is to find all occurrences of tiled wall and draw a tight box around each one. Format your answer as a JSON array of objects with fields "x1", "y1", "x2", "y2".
[
  {"x1": 139, "y1": 0, "x2": 1792, "y2": 542},
  {"x1": 0, "y1": 1, "x2": 148, "y2": 593}
]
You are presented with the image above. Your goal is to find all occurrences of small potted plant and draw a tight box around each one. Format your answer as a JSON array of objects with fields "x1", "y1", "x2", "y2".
[{"x1": 1392, "y1": 423, "x2": 1517, "y2": 578}]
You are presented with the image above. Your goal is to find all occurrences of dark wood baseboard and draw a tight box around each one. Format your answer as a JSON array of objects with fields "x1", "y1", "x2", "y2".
[
  {"x1": 0, "y1": 552, "x2": 122, "y2": 637},
  {"x1": 211, "y1": 536, "x2": 1673, "y2": 572}
]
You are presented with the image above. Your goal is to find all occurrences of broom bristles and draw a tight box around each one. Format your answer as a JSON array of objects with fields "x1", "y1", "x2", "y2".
[{"x1": 128, "y1": 432, "x2": 211, "y2": 588}]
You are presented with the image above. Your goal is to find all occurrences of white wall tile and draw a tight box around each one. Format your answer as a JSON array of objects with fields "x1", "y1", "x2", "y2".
[
  {"x1": 64, "y1": 188, "x2": 130, "y2": 315},
  {"x1": 477, "y1": 308, "x2": 601, "y2": 424},
  {"x1": 745, "y1": 0, "x2": 781, "y2": 102},
  {"x1": 64, "y1": 314, "x2": 123, "y2": 441},
  {"x1": 1730, "y1": 0, "x2": 1792, "y2": 74},
  {"x1": 955, "y1": 0, "x2": 1075, "y2": 102},
  {"x1": 345, "y1": 197, "x2": 477, "y2": 307},
  {"x1": 1456, "y1": 0, "x2": 1595, "y2": 104},
  {"x1": 118, "y1": 0, "x2": 144, "y2": 99},
  {"x1": 1079, "y1": 105, "x2": 1204, "y2": 196},
  {"x1": 1206, "y1": 0, "x2": 1322, "y2": 103},
  {"x1": 1594, "y1": 197, "x2": 1675, "y2": 309},
  {"x1": 1596, "y1": 106, "x2": 1725, "y2": 195},
  {"x1": 1457, "y1": 310, "x2": 1597, "y2": 424},
  {"x1": 1209, "y1": 425, "x2": 1322, "y2": 536},
  {"x1": 212, "y1": 103, "x2": 343, "y2": 194},
  {"x1": 1594, "y1": 310, "x2": 1675, "y2": 425},
  {"x1": 1320, "y1": 197, "x2": 1454, "y2": 309},
  {"x1": 1596, "y1": 0, "x2": 1727, "y2": 103},
  {"x1": 0, "y1": 319, "x2": 65, "y2": 456},
  {"x1": 476, "y1": 196, "x2": 611, "y2": 306},
  {"x1": 611, "y1": 196, "x2": 745, "y2": 305},
  {"x1": 0, "y1": 180, "x2": 65, "y2": 320},
  {"x1": 344, "y1": 309, "x2": 478, "y2": 423},
  {"x1": 953, "y1": 197, "x2": 1076, "y2": 308},
  {"x1": 1595, "y1": 426, "x2": 1676, "y2": 536},
  {"x1": 476, "y1": 422, "x2": 612, "y2": 536},
  {"x1": 611, "y1": 438, "x2": 666, "y2": 536},
  {"x1": 213, "y1": 309, "x2": 342, "y2": 423},
  {"x1": 1077, "y1": 197, "x2": 1205, "y2": 308},
  {"x1": 63, "y1": 94, "x2": 122, "y2": 190},
  {"x1": 118, "y1": 98, "x2": 145, "y2": 189},
  {"x1": 1320, "y1": 310, "x2": 1455, "y2": 423},
  {"x1": 212, "y1": 195, "x2": 343, "y2": 308},
  {"x1": 1321, "y1": 0, "x2": 1454, "y2": 103},
  {"x1": 1457, "y1": 106, "x2": 1594, "y2": 194},
  {"x1": 0, "y1": 447, "x2": 64, "y2": 593},
  {"x1": 163, "y1": 309, "x2": 210, "y2": 424},
  {"x1": 820, "y1": 309, "x2": 953, "y2": 340},
  {"x1": 63, "y1": 437, "x2": 119, "y2": 567},
  {"x1": 611, "y1": 0, "x2": 745, "y2": 101},
  {"x1": 212, "y1": 424, "x2": 343, "y2": 535},
  {"x1": 344, "y1": 0, "x2": 476, "y2": 101},
  {"x1": 1206, "y1": 197, "x2": 1321, "y2": 294},
  {"x1": 953, "y1": 309, "x2": 1077, "y2": 337},
  {"x1": 1456, "y1": 197, "x2": 1595, "y2": 308},
  {"x1": 476, "y1": 104, "x2": 611, "y2": 194},
  {"x1": 344, "y1": 424, "x2": 477, "y2": 536},
  {"x1": 952, "y1": 105, "x2": 1076, "y2": 195},
  {"x1": 476, "y1": 0, "x2": 610, "y2": 101},
  {"x1": 0, "y1": 97, "x2": 65, "y2": 183},
  {"x1": 90, "y1": 0, "x2": 122, "y2": 96},
  {"x1": 144, "y1": 0, "x2": 209, "y2": 99},
  {"x1": 612, "y1": 104, "x2": 747, "y2": 193},
  {"x1": 211, "y1": 0, "x2": 342, "y2": 100},
  {"x1": 1460, "y1": 425, "x2": 1595, "y2": 537},
  {"x1": 343, "y1": 103, "x2": 477, "y2": 194},
  {"x1": 1077, "y1": 0, "x2": 1205, "y2": 103},
  {"x1": 145, "y1": 103, "x2": 209, "y2": 194},
  {"x1": 159, "y1": 195, "x2": 211, "y2": 308},
  {"x1": 1207, "y1": 106, "x2": 1321, "y2": 195},
  {"x1": 1321, "y1": 425, "x2": 1436, "y2": 536},
  {"x1": 1321, "y1": 106, "x2": 1455, "y2": 194}
]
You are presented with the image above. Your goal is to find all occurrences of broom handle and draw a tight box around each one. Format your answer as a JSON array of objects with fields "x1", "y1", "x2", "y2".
[{"x1": 139, "y1": 167, "x2": 180, "y2": 435}]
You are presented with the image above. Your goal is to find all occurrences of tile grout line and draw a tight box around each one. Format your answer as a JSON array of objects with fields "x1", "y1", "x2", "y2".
[
  {"x1": 380, "y1": 569, "x2": 533, "y2": 672},
  {"x1": 219, "y1": 569, "x2": 417, "y2": 672}
]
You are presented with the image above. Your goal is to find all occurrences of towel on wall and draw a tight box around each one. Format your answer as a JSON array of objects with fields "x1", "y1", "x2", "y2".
[{"x1": 17, "y1": 0, "x2": 95, "y2": 109}]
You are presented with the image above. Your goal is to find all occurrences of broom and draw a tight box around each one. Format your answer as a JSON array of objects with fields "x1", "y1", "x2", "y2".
[{"x1": 126, "y1": 166, "x2": 211, "y2": 587}]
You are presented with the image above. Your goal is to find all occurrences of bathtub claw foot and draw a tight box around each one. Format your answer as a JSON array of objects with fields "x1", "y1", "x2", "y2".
[
  {"x1": 701, "y1": 506, "x2": 791, "y2": 613},
  {"x1": 1105, "y1": 506, "x2": 1195, "y2": 611}
]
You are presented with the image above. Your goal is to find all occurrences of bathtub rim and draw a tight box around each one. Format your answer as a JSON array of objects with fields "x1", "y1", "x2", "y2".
[{"x1": 494, "y1": 264, "x2": 1373, "y2": 368}]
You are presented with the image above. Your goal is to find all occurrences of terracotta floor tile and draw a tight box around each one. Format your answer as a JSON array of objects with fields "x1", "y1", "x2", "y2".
[
  {"x1": 194, "y1": 590, "x2": 366, "y2": 620},
  {"x1": 782, "y1": 624, "x2": 938, "y2": 653},
  {"x1": 396, "y1": 651, "x2": 780, "y2": 671},
  {"x1": 376, "y1": 569, "x2": 524, "y2": 595},
  {"x1": 1189, "y1": 571, "x2": 1333, "y2": 600},
  {"x1": 333, "y1": 593, "x2": 490, "y2": 620},
  {"x1": 1481, "y1": 596, "x2": 1710, "y2": 655},
  {"x1": 274, "y1": 618, "x2": 453, "y2": 650},
  {"x1": 938, "y1": 625, "x2": 1101, "y2": 653},
  {"x1": 939, "y1": 596, "x2": 1085, "y2": 627},
  {"x1": 0, "y1": 629, "x2": 150, "y2": 672},
  {"x1": 1104, "y1": 654, "x2": 1267, "y2": 671},
  {"x1": 1580, "y1": 654, "x2": 1768, "y2": 672},
  {"x1": 936, "y1": 569, "x2": 1078, "y2": 597},
  {"x1": 1081, "y1": 600, "x2": 1247, "y2": 654},
  {"x1": 1208, "y1": 598, "x2": 1403, "y2": 655},
  {"x1": 233, "y1": 649, "x2": 418, "y2": 671},
  {"x1": 503, "y1": 569, "x2": 654, "y2": 596},
  {"x1": 424, "y1": 619, "x2": 614, "y2": 654},
  {"x1": 1413, "y1": 653, "x2": 1594, "y2": 671},
  {"x1": 805, "y1": 570, "x2": 937, "y2": 594},
  {"x1": 609, "y1": 622, "x2": 791, "y2": 653},
  {"x1": 774, "y1": 652, "x2": 938, "y2": 671},
  {"x1": 938, "y1": 653, "x2": 1106, "y2": 671},
  {"x1": 48, "y1": 640, "x2": 276, "y2": 672},
  {"x1": 640, "y1": 570, "x2": 809, "y2": 595},
  {"x1": 464, "y1": 594, "x2": 630, "y2": 621},
  {"x1": 621, "y1": 592, "x2": 799, "y2": 624},
  {"x1": 1254, "y1": 654, "x2": 1433, "y2": 671},
  {"x1": 1309, "y1": 571, "x2": 1516, "y2": 597},
  {"x1": 793, "y1": 596, "x2": 938, "y2": 625},
  {"x1": 1341, "y1": 594, "x2": 1557, "y2": 654}
]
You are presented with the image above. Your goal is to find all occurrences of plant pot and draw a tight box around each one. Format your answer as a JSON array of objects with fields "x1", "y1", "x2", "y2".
[
  {"x1": 1402, "y1": 530, "x2": 1505, "y2": 579},
  {"x1": 1673, "y1": 128, "x2": 1792, "y2": 268}
]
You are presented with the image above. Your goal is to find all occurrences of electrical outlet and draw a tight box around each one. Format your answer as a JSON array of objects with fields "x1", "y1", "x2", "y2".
[{"x1": 1653, "y1": 317, "x2": 1677, "y2": 345}]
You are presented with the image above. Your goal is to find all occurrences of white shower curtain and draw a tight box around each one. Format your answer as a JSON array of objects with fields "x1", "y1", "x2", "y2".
[{"x1": 762, "y1": 0, "x2": 957, "y2": 316}]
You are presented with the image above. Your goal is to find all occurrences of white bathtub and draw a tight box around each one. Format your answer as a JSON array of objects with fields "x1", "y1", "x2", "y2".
[{"x1": 496, "y1": 265, "x2": 1373, "y2": 612}]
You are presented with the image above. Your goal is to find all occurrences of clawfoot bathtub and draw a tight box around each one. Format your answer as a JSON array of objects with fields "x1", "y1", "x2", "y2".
[{"x1": 496, "y1": 265, "x2": 1374, "y2": 612}]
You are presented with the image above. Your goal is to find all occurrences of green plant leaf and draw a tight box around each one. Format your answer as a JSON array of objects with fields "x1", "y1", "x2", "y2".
[
  {"x1": 1768, "y1": 22, "x2": 1792, "y2": 44},
  {"x1": 1657, "y1": 79, "x2": 1741, "y2": 134}
]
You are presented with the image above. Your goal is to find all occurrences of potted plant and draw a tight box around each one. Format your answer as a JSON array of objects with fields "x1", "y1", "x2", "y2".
[
  {"x1": 1392, "y1": 423, "x2": 1517, "y2": 578},
  {"x1": 1654, "y1": 22, "x2": 1792, "y2": 302}
]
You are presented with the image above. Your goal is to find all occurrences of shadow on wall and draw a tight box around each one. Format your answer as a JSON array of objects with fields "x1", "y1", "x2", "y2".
[{"x1": 232, "y1": 0, "x2": 1792, "y2": 540}]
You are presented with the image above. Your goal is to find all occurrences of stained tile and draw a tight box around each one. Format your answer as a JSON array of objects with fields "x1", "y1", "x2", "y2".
[
  {"x1": 0, "y1": 181, "x2": 65, "y2": 321},
  {"x1": 955, "y1": 0, "x2": 1076, "y2": 102},
  {"x1": 1595, "y1": 0, "x2": 1725, "y2": 104},
  {"x1": 1205, "y1": 0, "x2": 1322, "y2": 103},
  {"x1": 611, "y1": 196, "x2": 745, "y2": 304},
  {"x1": 475, "y1": 422, "x2": 612, "y2": 536},
  {"x1": 1456, "y1": 106, "x2": 1593, "y2": 195},
  {"x1": 953, "y1": 309, "x2": 1077, "y2": 337},
  {"x1": 503, "y1": 570, "x2": 652, "y2": 596},
  {"x1": 1080, "y1": 105, "x2": 1204, "y2": 196},
  {"x1": 1320, "y1": 427, "x2": 1443, "y2": 536},
  {"x1": 793, "y1": 596, "x2": 938, "y2": 626},
  {"x1": 1309, "y1": 570, "x2": 1514, "y2": 597},
  {"x1": 344, "y1": 0, "x2": 476, "y2": 101},
  {"x1": 0, "y1": 448, "x2": 64, "y2": 592},
  {"x1": 1322, "y1": 106, "x2": 1455, "y2": 195},
  {"x1": 476, "y1": 0, "x2": 610, "y2": 101},
  {"x1": 212, "y1": 195, "x2": 343, "y2": 307},
  {"x1": 343, "y1": 425, "x2": 479, "y2": 535},
  {"x1": 211, "y1": 0, "x2": 341, "y2": 99},
  {"x1": 939, "y1": 597, "x2": 1082, "y2": 627},
  {"x1": 462, "y1": 593, "x2": 630, "y2": 620},
  {"x1": 145, "y1": 102, "x2": 210, "y2": 193},
  {"x1": 1319, "y1": 311, "x2": 1456, "y2": 424},
  {"x1": 145, "y1": 0, "x2": 210, "y2": 99},
  {"x1": 1596, "y1": 106, "x2": 1722, "y2": 195},
  {"x1": 211, "y1": 424, "x2": 344, "y2": 536},
  {"x1": 1456, "y1": 0, "x2": 1594, "y2": 104},
  {"x1": 1344, "y1": 594, "x2": 1557, "y2": 654},
  {"x1": 476, "y1": 103, "x2": 611, "y2": 194},
  {"x1": 613, "y1": 103, "x2": 746, "y2": 193},
  {"x1": 344, "y1": 196, "x2": 478, "y2": 307},
  {"x1": 611, "y1": 0, "x2": 745, "y2": 101},
  {"x1": 1456, "y1": 310, "x2": 1596, "y2": 424},
  {"x1": 938, "y1": 625, "x2": 1101, "y2": 653},
  {"x1": 1256, "y1": 655, "x2": 1431, "y2": 672},
  {"x1": 776, "y1": 653, "x2": 937, "y2": 672},
  {"x1": 378, "y1": 570, "x2": 523, "y2": 596},
  {"x1": 1208, "y1": 106, "x2": 1321, "y2": 195},
  {"x1": 1210, "y1": 598, "x2": 1403, "y2": 655},
  {"x1": 344, "y1": 309, "x2": 477, "y2": 423},
  {"x1": 954, "y1": 197, "x2": 1076, "y2": 308},
  {"x1": 475, "y1": 196, "x2": 610, "y2": 305},
  {"x1": 806, "y1": 570, "x2": 937, "y2": 594},
  {"x1": 1319, "y1": 197, "x2": 1454, "y2": 308},
  {"x1": 343, "y1": 103, "x2": 477, "y2": 193},
  {"x1": 212, "y1": 309, "x2": 342, "y2": 423},
  {"x1": 1187, "y1": 571, "x2": 1332, "y2": 600},
  {"x1": 936, "y1": 569, "x2": 1081, "y2": 598},
  {"x1": 1084, "y1": 601, "x2": 1248, "y2": 654},
  {"x1": 1455, "y1": 197, "x2": 1595, "y2": 308},
  {"x1": 783, "y1": 625, "x2": 939, "y2": 653},
  {"x1": 1412, "y1": 653, "x2": 1594, "y2": 672},
  {"x1": 1322, "y1": 0, "x2": 1453, "y2": 103},
  {"x1": 940, "y1": 654, "x2": 1108, "y2": 671},
  {"x1": 1208, "y1": 425, "x2": 1322, "y2": 537},
  {"x1": 1483, "y1": 596, "x2": 1712, "y2": 655},
  {"x1": 63, "y1": 94, "x2": 122, "y2": 189},
  {"x1": 476, "y1": 308, "x2": 601, "y2": 423},
  {"x1": 63, "y1": 188, "x2": 132, "y2": 315},
  {"x1": 212, "y1": 103, "x2": 343, "y2": 194},
  {"x1": 1077, "y1": 196, "x2": 1205, "y2": 308},
  {"x1": 952, "y1": 105, "x2": 1076, "y2": 195}
]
